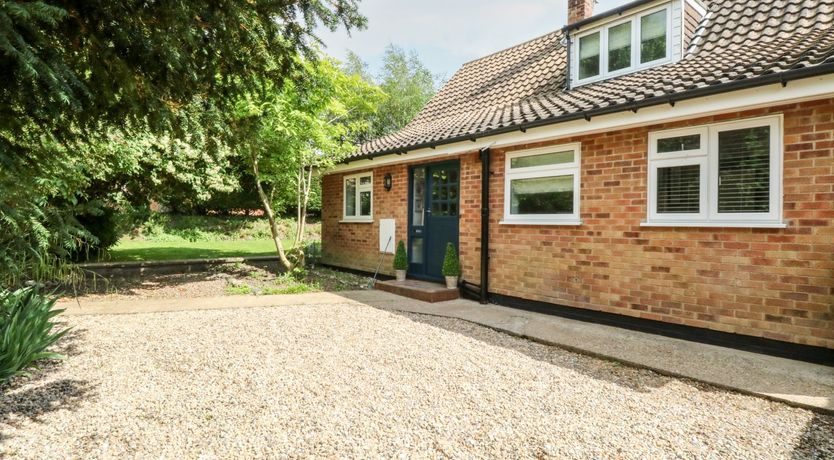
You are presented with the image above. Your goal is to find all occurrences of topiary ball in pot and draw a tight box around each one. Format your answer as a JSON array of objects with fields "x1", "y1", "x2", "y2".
[
  {"x1": 393, "y1": 240, "x2": 408, "y2": 281},
  {"x1": 441, "y1": 242, "x2": 461, "y2": 288}
]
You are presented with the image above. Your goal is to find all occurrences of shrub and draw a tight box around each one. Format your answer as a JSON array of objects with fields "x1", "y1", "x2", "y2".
[
  {"x1": 71, "y1": 206, "x2": 128, "y2": 261},
  {"x1": 393, "y1": 240, "x2": 408, "y2": 270},
  {"x1": 441, "y1": 243, "x2": 461, "y2": 277},
  {"x1": 1, "y1": 287, "x2": 69, "y2": 383},
  {"x1": 304, "y1": 241, "x2": 322, "y2": 268}
]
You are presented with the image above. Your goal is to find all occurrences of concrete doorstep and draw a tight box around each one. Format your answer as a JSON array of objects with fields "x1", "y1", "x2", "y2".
[{"x1": 58, "y1": 290, "x2": 834, "y2": 413}]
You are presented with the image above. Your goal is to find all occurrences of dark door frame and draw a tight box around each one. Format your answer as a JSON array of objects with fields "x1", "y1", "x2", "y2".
[{"x1": 407, "y1": 160, "x2": 461, "y2": 281}]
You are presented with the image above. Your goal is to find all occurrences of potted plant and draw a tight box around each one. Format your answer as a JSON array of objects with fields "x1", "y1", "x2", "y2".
[
  {"x1": 441, "y1": 242, "x2": 461, "y2": 289},
  {"x1": 393, "y1": 240, "x2": 408, "y2": 281}
]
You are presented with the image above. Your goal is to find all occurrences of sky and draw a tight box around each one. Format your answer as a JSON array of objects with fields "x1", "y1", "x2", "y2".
[{"x1": 316, "y1": 0, "x2": 623, "y2": 80}]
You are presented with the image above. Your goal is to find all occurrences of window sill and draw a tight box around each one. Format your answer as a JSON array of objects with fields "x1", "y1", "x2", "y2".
[
  {"x1": 340, "y1": 219, "x2": 374, "y2": 224},
  {"x1": 500, "y1": 219, "x2": 583, "y2": 226},
  {"x1": 640, "y1": 221, "x2": 788, "y2": 229}
]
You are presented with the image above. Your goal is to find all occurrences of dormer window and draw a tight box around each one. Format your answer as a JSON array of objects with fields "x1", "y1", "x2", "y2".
[
  {"x1": 640, "y1": 9, "x2": 668, "y2": 63},
  {"x1": 572, "y1": 2, "x2": 674, "y2": 85}
]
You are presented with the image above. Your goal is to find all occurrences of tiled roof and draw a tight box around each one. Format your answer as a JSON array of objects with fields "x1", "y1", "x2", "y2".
[{"x1": 351, "y1": 0, "x2": 834, "y2": 159}]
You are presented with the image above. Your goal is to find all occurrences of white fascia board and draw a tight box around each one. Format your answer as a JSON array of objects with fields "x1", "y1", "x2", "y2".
[{"x1": 327, "y1": 74, "x2": 834, "y2": 175}]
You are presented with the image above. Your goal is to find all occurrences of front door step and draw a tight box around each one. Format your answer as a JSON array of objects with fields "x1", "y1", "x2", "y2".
[{"x1": 374, "y1": 279, "x2": 459, "y2": 303}]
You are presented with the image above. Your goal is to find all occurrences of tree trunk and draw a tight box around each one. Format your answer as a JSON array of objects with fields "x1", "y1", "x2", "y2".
[
  {"x1": 294, "y1": 166, "x2": 313, "y2": 247},
  {"x1": 251, "y1": 152, "x2": 293, "y2": 271}
]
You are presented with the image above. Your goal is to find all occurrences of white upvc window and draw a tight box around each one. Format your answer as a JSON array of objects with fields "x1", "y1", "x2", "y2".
[
  {"x1": 646, "y1": 115, "x2": 784, "y2": 228},
  {"x1": 574, "y1": 3, "x2": 672, "y2": 85},
  {"x1": 502, "y1": 143, "x2": 582, "y2": 225},
  {"x1": 343, "y1": 172, "x2": 373, "y2": 222}
]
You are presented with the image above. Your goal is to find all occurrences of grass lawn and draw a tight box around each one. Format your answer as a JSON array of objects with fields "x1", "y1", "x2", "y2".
[{"x1": 104, "y1": 239, "x2": 290, "y2": 262}]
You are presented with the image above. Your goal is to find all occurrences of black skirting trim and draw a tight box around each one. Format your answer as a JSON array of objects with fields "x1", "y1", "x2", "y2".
[{"x1": 488, "y1": 293, "x2": 834, "y2": 367}]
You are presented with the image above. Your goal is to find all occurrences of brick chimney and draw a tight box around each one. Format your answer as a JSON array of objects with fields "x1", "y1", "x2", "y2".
[{"x1": 568, "y1": 0, "x2": 594, "y2": 25}]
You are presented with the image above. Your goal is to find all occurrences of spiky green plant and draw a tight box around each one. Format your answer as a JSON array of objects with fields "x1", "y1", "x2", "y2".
[
  {"x1": 393, "y1": 240, "x2": 408, "y2": 270},
  {"x1": 1, "y1": 287, "x2": 69, "y2": 383},
  {"x1": 441, "y1": 243, "x2": 461, "y2": 277}
]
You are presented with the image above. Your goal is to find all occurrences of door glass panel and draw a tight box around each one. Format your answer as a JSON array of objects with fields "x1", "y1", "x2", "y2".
[
  {"x1": 429, "y1": 166, "x2": 459, "y2": 217},
  {"x1": 359, "y1": 175, "x2": 372, "y2": 185},
  {"x1": 411, "y1": 238, "x2": 424, "y2": 264},
  {"x1": 412, "y1": 168, "x2": 425, "y2": 226}
]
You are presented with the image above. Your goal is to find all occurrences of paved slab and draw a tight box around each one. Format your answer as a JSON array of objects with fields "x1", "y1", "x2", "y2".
[{"x1": 57, "y1": 289, "x2": 834, "y2": 413}]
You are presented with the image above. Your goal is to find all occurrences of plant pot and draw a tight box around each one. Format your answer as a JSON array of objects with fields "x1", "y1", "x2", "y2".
[
  {"x1": 445, "y1": 276, "x2": 458, "y2": 289},
  {"x1": 395, "y1": 270, "x2": 407, "y2": 282}
]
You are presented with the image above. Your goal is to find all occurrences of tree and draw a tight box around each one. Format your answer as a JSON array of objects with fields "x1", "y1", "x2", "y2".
[
  {"x1": 0, "y1": 1, "x2": 366, "y2": 286},
  {"x1": 233, "y1": 55, "x2": 384, "y2": 271},
  {"x1": 344, "y1": 45, "x2": 439, "y2": 138}
]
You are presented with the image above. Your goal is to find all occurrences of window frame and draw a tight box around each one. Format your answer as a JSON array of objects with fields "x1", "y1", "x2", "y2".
[
  {"x1": 342, "y1": 171, "x2": 373, "y2": 222},
  {"x1": 502, "y1": 143, "x2": 582, "y2": 226},
  {"x1": 645, "y1": 115, "x2": 784, "y2": 227},
  {"x1": 573, "y1": 3, "x2": 673, "y2": 86}
]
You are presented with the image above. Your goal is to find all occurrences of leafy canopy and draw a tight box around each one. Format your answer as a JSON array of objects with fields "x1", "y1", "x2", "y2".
[
  {"x1": 344, "y1": 44, "x2": 440, "y2": 138},
  {"x1": 0, "y1": 1, "x2": 367, "y2": 286}
]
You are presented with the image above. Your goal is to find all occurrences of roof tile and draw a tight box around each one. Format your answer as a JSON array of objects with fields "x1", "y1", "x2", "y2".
[{"x1": 351, "y1": 0, "x2": 834, "y2": 159}]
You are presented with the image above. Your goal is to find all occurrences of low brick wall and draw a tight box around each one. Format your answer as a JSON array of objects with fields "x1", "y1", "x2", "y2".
[{"x1": 76, "y1": 256, "x2": 283, "y2": 279}]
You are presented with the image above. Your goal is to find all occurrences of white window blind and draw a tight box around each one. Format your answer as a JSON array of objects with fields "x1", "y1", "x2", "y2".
[
  {"x1": 647, "y1": 116, "x2": 783, "y2": 227},
  {"x1": 717, "y1": 126, "x2": 771, "y2": 213}
]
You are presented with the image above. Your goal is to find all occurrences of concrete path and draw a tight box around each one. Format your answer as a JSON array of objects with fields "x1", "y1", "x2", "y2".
[{"x1": 58, "y1": 290, "x2": 834, "y2": 413}]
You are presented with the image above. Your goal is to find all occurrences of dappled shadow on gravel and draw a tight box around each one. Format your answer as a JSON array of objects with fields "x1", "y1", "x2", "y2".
[
  {"x1": 0, "y1": 379, "x2": 94, "y2": 442},
  {"x1": 0, "y1": 327, "x2": 92, "y2": 442},
  {"x1": 791, "y1": 413, "x2": 834, "y2": 459},
  {"x1": 391, "y1": 311, "x2": 676, "y2": 394}
]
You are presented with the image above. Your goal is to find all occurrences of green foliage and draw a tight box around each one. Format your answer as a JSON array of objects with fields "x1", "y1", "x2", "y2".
[
  {"x1": 224, "y1": 284, "x2": 252, "y2": 296},
  {"x1": 441, "y1": 243, "x2": 461, "y2": 277},
  {"x1": 0, "y1": 1, "x2": 366, "y2": 287},
  {"x1": 235, "y1": 54, "x2": 385, "y2": 209},
  {"x1": 233, "y1": 52, "x2": 384, "y2": 270},
  {"x1": 1, "y1": 287, "x2": 69, "y2": 383},
  {"x1": 344, "y1": 45, "x2": 440, "y2": 138},
  {"x1": 393, "y1": 240, "x2": 408, "y2": 270},
  {"x1": 263, "y1": 273, "x2": 320, "y2": 295},
  {"x1": 134, "y1": 214, "x2": 278, "y2": 243},
  {"x1": 70, "y1": 207, "x2": 127, "y2": 262},
  {"x1": 104, "y1": 239, "x2": 279, "y2": 263},
  {"x1": 304, "y1": 241, "x2": 323, "y2": 268}
]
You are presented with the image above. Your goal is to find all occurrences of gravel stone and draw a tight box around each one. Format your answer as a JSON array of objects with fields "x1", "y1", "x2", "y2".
[{"x1": 1, "y1": 303, "x2": 831, "y2": 459}]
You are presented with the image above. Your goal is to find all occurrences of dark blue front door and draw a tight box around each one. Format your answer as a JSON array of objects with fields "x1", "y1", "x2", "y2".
[{"x1": 408, "y1": 161, "x2": 460, "y2": 281}]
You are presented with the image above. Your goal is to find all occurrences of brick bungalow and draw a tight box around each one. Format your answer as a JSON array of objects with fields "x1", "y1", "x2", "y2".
[{"x1": 322, "y1": 0, "x2": 834, "y2": 361}]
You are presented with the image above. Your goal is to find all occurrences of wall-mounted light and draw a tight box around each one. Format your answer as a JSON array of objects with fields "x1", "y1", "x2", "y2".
[{"x1": 383, "y1": 173, "x2": 393, "y2": 191}]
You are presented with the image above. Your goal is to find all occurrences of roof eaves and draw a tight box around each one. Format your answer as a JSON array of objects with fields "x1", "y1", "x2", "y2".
[{"x1": 345, "y1": 62, "x2": 834, "y2": 163}]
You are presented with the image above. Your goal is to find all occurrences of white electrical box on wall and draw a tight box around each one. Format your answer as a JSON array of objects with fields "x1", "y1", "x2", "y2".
[{"x1": 379, "y1": 219, "x2": 395, "y2": 253}]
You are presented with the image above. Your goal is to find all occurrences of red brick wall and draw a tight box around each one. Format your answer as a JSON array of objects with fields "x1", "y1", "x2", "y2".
[
  {"x1": 322, "y1": 98, "x2": 834, "y2": 349},
  {"x1": 321, "y1": 153, "x2": 482, "y2": 277}
]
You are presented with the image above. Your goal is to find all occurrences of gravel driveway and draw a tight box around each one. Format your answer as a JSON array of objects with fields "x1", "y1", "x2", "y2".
[{"x1": 1, "y1": 302, "x2": 832, "y2": 459}]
